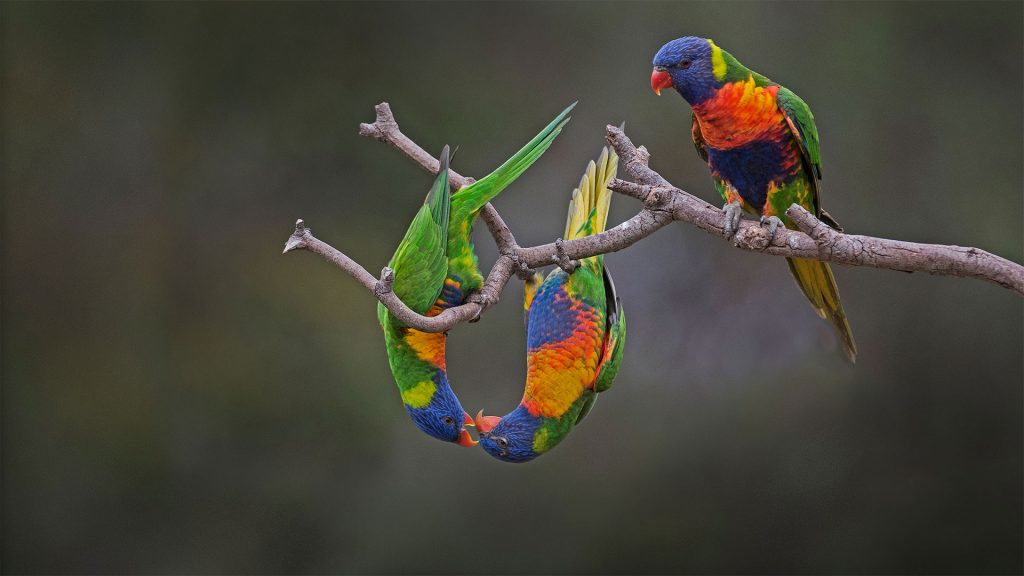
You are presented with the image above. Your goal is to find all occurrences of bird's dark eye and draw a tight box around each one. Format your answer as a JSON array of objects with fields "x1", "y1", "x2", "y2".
[
  {"x1": 442, "y1": 415, "x2": 455, "y2": 426},
  {"x1": 677, "y1": 59, "x2": 692, "y2": 69},
  {"x1": 497, "y1": 437, "x2": 508, "y2": 449}
]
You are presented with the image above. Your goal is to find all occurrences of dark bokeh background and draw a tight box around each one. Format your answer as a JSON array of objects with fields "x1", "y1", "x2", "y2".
[{"x1": 3, "y1": 2, "x2": 1022, "y2": 574}]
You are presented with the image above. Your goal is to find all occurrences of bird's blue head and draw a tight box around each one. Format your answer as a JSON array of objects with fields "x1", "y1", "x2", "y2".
[
  {"x1": 651, "y1": 36, "x2": 723, "y2": 105},
  {"x1": 474, "y1": 406, "x2": 543, "y2": 463},
  {"x1": 405, "y1": 373, "x2": 477, "y2": 447}
]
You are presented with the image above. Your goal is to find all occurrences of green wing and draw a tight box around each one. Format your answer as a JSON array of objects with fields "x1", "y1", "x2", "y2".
[
  {"x1": 593, "y1": 267, "x2": 625, "y2": 394},
  {"x1": 377, "y1": 146, "x2": 451, "y2": 328},
  {"x1": 577, "y1": 267, "x2": 626, "y2": 425},
  {"x1": 776, "y1": 87, "x2": 823, "y2": 210}
]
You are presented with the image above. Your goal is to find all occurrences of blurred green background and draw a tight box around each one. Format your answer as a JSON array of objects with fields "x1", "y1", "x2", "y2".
[{"x1": 3, "y1": 1, "x2": 1021, "y2": 574}]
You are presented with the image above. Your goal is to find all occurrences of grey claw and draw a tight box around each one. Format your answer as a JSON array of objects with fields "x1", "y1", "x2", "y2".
[
  {"x1": 722, "y1": 201, "x2": 742, "y2": 239},
  {"x1": 759, "y1": 215, "x2": 784, "y2": 248}
]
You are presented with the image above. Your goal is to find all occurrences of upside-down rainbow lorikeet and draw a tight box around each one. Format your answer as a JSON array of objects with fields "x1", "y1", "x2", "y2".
[
  {"x1": 650, "y1": 37, "x2": 857, "y2": 362},
  {"x1": 379, "y1": 105, "x2": 575, "y2": 445},
  {"x1": 475, "y1": 147, "x2": 626, "y2": 462}
]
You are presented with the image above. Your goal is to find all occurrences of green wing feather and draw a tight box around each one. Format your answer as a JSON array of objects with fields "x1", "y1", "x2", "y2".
[
  {"x1": 776, "y1": 87, "x2": 823, "y2": 206},
  {"x1": 377, "y1": 146, "x2": 451, "y2": 328},
  {"x1": 594, "y1": 268, "x2": 626, "y2": 394}
]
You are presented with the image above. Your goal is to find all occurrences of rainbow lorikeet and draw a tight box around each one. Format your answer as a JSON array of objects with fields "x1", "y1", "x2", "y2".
[
  {"x1": 475, "y1": 147, "x2": 626, "y2": 462},
  {"x1": 379, "y1": 104, "x2": 575, "y2": 445},
  {"x1": 650, "y1": 37, "x2": 857, "y2": 362}
]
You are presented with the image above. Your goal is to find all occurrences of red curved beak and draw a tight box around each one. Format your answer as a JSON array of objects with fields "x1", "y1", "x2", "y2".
[
  {"x1": 651, "y1": 69, "x2": 673, "y2": 96},
  {"x1": 475, "y1": 410, "x2": 502, "y2": 435},
  {"x1": 456, "y1": 411, "x2": 477, "y2": 447},
  {"x1": 456, "y1": 428, "x2": 477, "y2": 447}
]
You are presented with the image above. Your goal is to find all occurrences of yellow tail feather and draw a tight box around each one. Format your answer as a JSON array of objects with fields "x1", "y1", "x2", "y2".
[
  {"x1": 786, "y1": 257, "x2": 858, "y2": 363},
  {"x1": 564, "y1": 147, "x2": 617, "y2": 241}
]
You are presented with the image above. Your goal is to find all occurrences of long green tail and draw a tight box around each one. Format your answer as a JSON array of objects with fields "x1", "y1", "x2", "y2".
[
  {"x1": 786, "y1": 258, "x2": 858, "y2": 363},
  {"x1": 446, "y1": 103, "x2": 575, "y2": 292},
  {"x1": 450, "y1": 102, "x2": 576, "y2": 222}
]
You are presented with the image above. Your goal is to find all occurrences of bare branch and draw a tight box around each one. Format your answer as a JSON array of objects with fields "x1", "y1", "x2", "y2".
[
  {"x1": 786, "y1": 205, "x2": 1024, "y2": 290},
  {"x1": 604, "y1": 125, "x2": 1024, "y2": 295},
  {"x1": 283, "y1": 219, "x2": 487, "y2": 331},
  {"x1": 284, "y1": 102, "x2": 1023, "y2": 335},
  {"x1": 359, "y1": 102, "x2": 475, "y2": 190}
]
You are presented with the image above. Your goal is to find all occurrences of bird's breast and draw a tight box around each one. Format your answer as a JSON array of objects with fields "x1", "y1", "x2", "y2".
[
  {"x1": 693, "y1": 75, "x2": 787, "y2": 149},
  {"x1": 522, "y1": 281, "x2": 604, "y2": 419}
]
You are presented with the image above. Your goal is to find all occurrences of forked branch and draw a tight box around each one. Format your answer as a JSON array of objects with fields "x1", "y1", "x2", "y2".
[{"x1": 283, "y1": 102, "x2": 1024, "y2": 333}]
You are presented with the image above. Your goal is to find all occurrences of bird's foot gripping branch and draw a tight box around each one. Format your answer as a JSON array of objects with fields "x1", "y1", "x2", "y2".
[{"x1": 282, "y1": 102, "x2": 1024, "y2": 336}]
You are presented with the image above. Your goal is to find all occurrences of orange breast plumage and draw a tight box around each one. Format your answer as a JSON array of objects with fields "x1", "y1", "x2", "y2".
[
  {"x1": 521, "y1": 275, "x2": 604, "y2": 419},
  {"x1": 693, "y1": 75, "x2": 787, "y2": 150}
]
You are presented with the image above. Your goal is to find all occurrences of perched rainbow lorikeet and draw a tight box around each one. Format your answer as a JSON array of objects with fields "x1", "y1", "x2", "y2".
[
  {"x1": 475, "y1": 147, "x2": 626, "y2": 462},
  {"x1": 651, "y1": 37, "x2": 857, "y2": 362},
  {"x1": 379, "y1": 104, "x2": 575, "y2": 445}
]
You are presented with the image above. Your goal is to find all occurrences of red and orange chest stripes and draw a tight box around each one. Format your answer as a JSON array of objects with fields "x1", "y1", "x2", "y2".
[
  {"x1": 521, "y1": 280, "x2": 605, "y2": 419},
  {"x1": 693, "y1": 76, "x2": 788, "y2": 150}
]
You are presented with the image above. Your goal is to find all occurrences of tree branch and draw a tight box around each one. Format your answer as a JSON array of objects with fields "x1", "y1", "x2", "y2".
[
  {"x1": 283, "y1": 219, "x2": 492, "y2": 330},
  {"x1": 284, "y1": 102, "x2": 1023, "y2": 334},
  {"x1": 603, "y1": 125, "x2": 1024, "y2": 295}
]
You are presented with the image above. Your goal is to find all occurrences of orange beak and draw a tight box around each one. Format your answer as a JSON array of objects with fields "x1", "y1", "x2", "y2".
[
  {"x1": 456, "y1": 411, "x2": 477, "y2": 446},
  {"x1": 456, "y1": 428, "x2": 477, "y2": 447},
  {"x1": 651, "y1": 69, "x2": 673, "y2": 96},
  {"x1": 475, "y1": 410, "x2": 502, "y2": 435}
]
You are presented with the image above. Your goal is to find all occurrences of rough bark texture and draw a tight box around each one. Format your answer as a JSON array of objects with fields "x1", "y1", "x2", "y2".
[{"x1": 283, "y1": 102, "x2": 1024, "y2": 333}]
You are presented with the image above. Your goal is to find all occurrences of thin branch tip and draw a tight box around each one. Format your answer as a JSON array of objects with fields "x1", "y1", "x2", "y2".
[{"x1": 283, "y1": 219, "x2": 309, "y2": 254}]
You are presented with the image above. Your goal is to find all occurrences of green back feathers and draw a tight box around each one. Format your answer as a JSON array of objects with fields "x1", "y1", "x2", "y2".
[
  {"x1": 446, "y1": 103, "x2": 576, "y2": 291},
  {"x1": 377, "y1": 146, "x2": 451, "y2": 328},
  {"x1": 708, "y1": 39, "x2": 755, "y2": 85}
]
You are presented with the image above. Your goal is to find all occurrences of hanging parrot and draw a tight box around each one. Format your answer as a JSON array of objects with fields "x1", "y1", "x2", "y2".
[
  {"x1": 650, "y1": 37, "x2": 857, "y2": 362},
  {"x1": 379, "y1": 104, "x2": 575, "y2": 446},
  {"x1": 475, "y1": 147, "x2": 626, "y2": 462}
]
